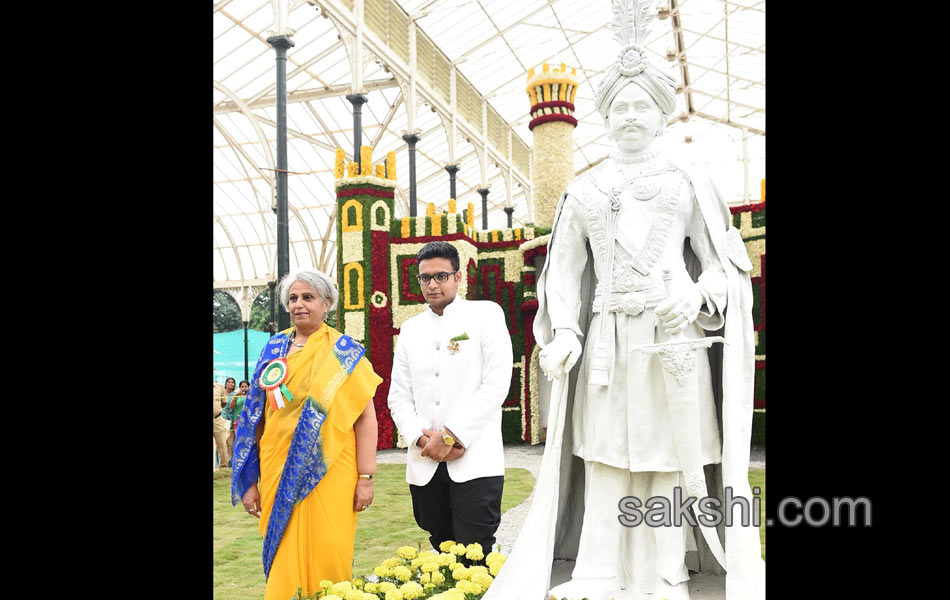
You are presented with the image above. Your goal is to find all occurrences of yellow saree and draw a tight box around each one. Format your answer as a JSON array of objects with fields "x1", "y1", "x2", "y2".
[{"x1": 256, "y1": 324, "x2": 381, "y2": 600}]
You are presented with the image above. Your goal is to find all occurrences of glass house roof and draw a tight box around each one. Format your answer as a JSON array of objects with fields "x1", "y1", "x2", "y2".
[{"x1": 214, "y1": 0, "x2": 764, "y2": 286}]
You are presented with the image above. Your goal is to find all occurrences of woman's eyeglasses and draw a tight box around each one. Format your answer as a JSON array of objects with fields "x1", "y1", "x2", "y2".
[{"x1": 416, "y1": 271, "x2": 457, "y2": 284}]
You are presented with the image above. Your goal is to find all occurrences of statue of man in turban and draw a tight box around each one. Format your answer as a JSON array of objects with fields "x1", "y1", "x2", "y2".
[{"x1": 482, "y1": 3, "x2": 764, "y2": 599}]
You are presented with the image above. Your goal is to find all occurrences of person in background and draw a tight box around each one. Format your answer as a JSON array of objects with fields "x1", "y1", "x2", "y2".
[
  {"x1": 223, "y1": 380, "x2": 249, "y2": 466},
  {"x1": 213, "y1": 380, "x2": 231, "y2": 471}
]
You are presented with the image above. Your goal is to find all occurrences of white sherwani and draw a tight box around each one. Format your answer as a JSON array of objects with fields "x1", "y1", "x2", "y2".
[
  {"x1": 544, "y1": 156, "x2": 727, "y2": 471},
  {"x1": 388, "y1": 296, "x2": 514, "y2": 486}
]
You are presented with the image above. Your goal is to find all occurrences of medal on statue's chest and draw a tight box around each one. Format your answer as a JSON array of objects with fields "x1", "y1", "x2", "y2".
[
  {"x1": 613, "y1": 166, "x2": 677, "y2": 202},
  {"x1": 631, "y1": 178, "x2": 661, "y2": 201}
]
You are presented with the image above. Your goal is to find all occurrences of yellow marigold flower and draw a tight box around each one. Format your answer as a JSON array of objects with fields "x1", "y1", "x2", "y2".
[
  {"x1": 430, "y1": 571, "x2": 445, "y2": 585},
  {"x1": 485, "y1": 551, "x2": 504, "y2": 567},
  {"x1": 378, "y1": 582, "x2": 397, "y2": 594},
  {"x1": 362, "y1": 595, "x2": 380, "y2": 600},
  {"x1": 439, "y1": 540, "x2": 457, "y2": 553},
  {"x1": 455, "y1": 580, "x2": 480, "y2": 594},
  {"x1": 397, "y1": 546, "x2": 418, "y2": 560},
  {"x1": 331, "y1": 582, "x2": 353, "y2": 595},
  {"x1": 468, "y1": 565, "x2": 488, "y2": 576},
  {"x1": 373, "y1": 566, "x2": 391, "y2": 578},
  {"x1": 423, "y1": 583, "x2": 435, "y2": 592},
  {"x1": 471, "y1": 572, "x2": 493, "y2": 588},
  {"x1": 383, "y1": 558, "x2": 403, "y2": 568},
  {"x1": 393, "y1": 565, "x2": 412, "y2": 582},
  {"x1": 419, "y1": 573, "x2": 430, "y2": 584},
  {"x1": 420, "y1": 561, "x2": 439, "y2": 573},
  {"x1": 324, "y1": 596, "x2": 343, "y2": 600},
  {"x1": 489, "y1": 561, "x2": 503, "y2": 576},
  {"x1": 437, "y1": 553, "x2": 457, "y2": 567},
  {"x1": 385, "y1": 590, "x2": 403, "y2": 600},
  {"x1": 450, "y1": 543, "x2": 467, "y2": 556},
  {"x1": 363, "y1": 583, "x2": 378, "y2": 594},
  {"x1": 451, "y1": 566, "x2": 469, "y2": 580},
  {"x1": 465, "y1": 543, "x2": 484, "y2": 561},
  {"x1": 352, "y1": 578, "x2": 364, "y2": 590},
  {"x1": 399, "y1": 581, "x2": 424, "y2": 599},
  {"x1": 320, "y1": 579, "x2": 335, "y2": 589},
  {"x1": 409, "y1": 557, "x2": 423, "y2": 571},
  {"x1": 442, "y1": 590, "x2": 465, "y2": 600},
  {"x1": 346, "y1": 590, "x2": 364, "y2": 600}
]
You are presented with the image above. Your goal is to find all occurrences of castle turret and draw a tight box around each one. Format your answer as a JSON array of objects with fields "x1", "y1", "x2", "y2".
[
  {"x1": 526, "y1": 62, "x2": 578, "y2": 229},
  {"x1": 335, "y1": 145, "x2": 398, "y2": 448}
]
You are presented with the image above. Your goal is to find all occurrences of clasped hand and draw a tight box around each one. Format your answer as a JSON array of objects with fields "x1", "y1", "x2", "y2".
[
  {"x1": 420, "y1": 428, "x2": 465, "y2": 462},
  {"x1": 539, "y1": 330, "x2": 582, "y2": 382},
  {"x1": 654, "y1": 284, "x2": 704, "y2": 334}
]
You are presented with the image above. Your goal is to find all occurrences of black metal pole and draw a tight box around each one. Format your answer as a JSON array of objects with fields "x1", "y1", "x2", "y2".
[
  {"x1": 268, "y1": 280, "x2": 277, "y2": 334},
  {"x1": 243, "y1": 321, "x2": 249, "y2": 381},
  {"x1": 477, "y1": 187, "x2": 490, "y2": 230},
  {"x1": 267, "y1": 34, "x2": 295, "y2": 331},
  {"x1": 403, "y1": 133, "x2": 421, "y2": 216},
  {"x1": 444, "y1": 164, "x2": 459, "y2": 200},
  {"x1": 345, "y1": 94, "x2": 368, "y2": 169},
  {"x1": 504, "y1": 206, "x2": 514, "y2": 229}
]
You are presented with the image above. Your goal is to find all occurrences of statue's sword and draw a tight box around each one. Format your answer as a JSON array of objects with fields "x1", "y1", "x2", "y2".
[{"x1": 631, "y1": 270, "x2": 727, "y2": 568}]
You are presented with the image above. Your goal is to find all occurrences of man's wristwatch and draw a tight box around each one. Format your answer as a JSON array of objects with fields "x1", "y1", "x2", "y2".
[{"x1": 441, "y1": 430, "x2": 455, "y2": 446}]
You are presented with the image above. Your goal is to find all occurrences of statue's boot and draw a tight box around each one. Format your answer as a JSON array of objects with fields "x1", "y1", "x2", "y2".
[
  {"x1": 548, "y1": 576, "x2": 634, "y2": 600},
  {"x1": 653, "y1": 577, "x2": 690, "y2": 600}
]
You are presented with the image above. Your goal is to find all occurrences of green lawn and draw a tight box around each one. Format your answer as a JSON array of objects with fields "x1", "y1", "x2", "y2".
[
  {"x1": 214, "y1": 465, "x2": 766, "y2": 599},
  {"x1": 213, "y1": 463, "x2": 536, "y2": 600},
  {"x1": 749, "y1": 467, "x2": 765, "y2": 559}
]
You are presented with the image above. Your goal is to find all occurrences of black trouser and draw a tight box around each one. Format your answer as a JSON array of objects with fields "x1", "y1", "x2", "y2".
[{"x1": 409, "y1": 462, "x2": 504, "y2": 559}]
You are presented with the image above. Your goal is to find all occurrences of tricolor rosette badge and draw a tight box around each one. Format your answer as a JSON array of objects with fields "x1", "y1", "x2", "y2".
[{"x1": 260, "y1": 357, "x2": 294, "y2": 411}]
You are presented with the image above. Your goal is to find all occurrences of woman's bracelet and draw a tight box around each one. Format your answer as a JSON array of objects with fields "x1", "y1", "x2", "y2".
[{"x1": 358, "y1": 473, "x2": 375, "y2": 480}]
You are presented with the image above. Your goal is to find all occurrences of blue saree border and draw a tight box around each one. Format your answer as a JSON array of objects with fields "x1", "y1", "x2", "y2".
[{"x1": 231, "y1": 332, "x2": 291, "y2": 506}]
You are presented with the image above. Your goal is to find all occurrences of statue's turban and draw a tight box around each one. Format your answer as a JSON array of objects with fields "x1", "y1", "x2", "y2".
[{"x1": 594, "y1": 44, "x2": 677, "y2": 119}]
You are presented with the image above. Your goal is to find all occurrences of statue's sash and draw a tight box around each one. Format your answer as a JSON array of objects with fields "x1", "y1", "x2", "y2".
[{"x1": 583, "y1": 167, "x2": 685, "y2": 282}]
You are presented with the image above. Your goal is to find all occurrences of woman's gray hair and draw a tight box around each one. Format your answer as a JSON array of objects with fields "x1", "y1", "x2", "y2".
[{"x1": 277, "y1": 267, "x2": 338, "y2": 313}]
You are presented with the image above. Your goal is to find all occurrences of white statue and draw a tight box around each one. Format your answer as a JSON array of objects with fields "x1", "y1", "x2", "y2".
[{"x1": 482, "y1": 2, "x2": 764, "y2": 599}]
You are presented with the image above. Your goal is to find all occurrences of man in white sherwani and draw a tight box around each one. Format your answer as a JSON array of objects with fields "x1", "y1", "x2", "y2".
[
  {"x1": 388, "y1": 241, "x2": 514, "y2": 557},
  {"x1": 481, "y1": 2, "x2": 764, "y2": 599}
]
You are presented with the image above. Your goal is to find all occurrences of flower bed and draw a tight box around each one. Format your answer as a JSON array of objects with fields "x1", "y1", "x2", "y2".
[{"x1": 290, "y1": 542, "x2": 506, "y2": 600}]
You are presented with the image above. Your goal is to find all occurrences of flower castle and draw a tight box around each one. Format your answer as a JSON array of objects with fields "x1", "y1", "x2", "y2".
[
  {"x1": 333, "y1": 139, "x2": 545, "y2": 449},
  {"x1": 333, "y1": 63, "x2": 764, "y2": 450}
]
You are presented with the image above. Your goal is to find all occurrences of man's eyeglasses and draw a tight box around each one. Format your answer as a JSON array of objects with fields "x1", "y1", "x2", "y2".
[{"x1": 416, "y1": 271, "x2": 458, "y2": 284}]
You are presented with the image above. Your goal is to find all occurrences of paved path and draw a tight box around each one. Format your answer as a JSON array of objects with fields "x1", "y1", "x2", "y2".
[{"x1": 378, "y1": 443, "x2": 765, "y2": 554}]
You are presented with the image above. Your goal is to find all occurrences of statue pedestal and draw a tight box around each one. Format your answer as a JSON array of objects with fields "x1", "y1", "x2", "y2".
[{"x1": 550, "y1": 560, "x2": 726, "y2": 600}]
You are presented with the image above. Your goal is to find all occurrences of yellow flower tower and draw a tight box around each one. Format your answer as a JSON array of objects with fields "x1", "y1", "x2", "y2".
[{"x1": 526, "y1": 62, "x2": 578, "y2": 229}]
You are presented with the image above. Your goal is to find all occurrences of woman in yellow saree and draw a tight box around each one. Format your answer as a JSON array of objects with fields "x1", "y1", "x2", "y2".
[{"x1": 231, "y1": 268, "x2": 382, "y2": 599}]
